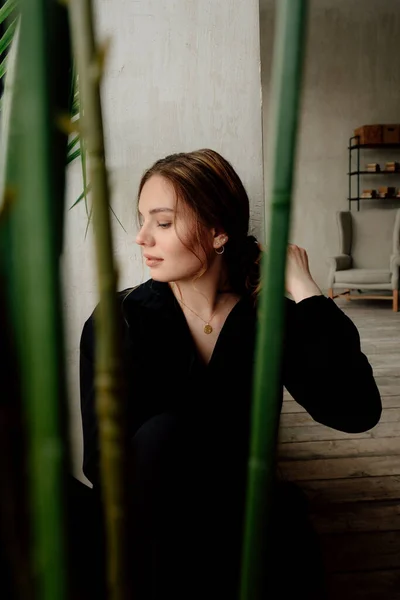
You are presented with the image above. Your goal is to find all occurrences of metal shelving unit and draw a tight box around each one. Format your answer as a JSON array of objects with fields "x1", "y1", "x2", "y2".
[{"x1": 348, "y1": 135, "x2": 400, "y2": 210}]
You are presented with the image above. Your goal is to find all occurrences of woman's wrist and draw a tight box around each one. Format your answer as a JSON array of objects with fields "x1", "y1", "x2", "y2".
[{"x1": 290, "y1": 279, "x2": 323, "y2": 304}]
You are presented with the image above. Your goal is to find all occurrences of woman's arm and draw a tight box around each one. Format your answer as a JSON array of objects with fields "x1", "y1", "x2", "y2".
[
  {"x1": 283, "y1": 294, "x2": 382, "y2": 432},
  {"x1": 79, "y1": 288, "x2": 146, "y2": 487},
  {"x1": 282, "y1": 245, "x2": 382, "y2": 433}
]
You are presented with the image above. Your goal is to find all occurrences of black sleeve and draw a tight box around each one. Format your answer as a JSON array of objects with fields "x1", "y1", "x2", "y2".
[
  {"x1": 79, "y1": 313, "x2": 100, "y2": 486},
  {"x1": 282, "y1": 295, "x2": 382, "y2": 433}
]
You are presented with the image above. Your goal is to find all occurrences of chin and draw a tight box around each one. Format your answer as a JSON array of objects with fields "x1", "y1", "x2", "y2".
[
  {"x1": 148, "y1": 268, "x2": 173, "y2": 283},
  {"x1": 150, "y1": 268, "x2": 199, "y2": 284}
]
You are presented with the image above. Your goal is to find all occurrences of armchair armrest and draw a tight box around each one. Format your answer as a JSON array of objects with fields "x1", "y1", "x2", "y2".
[
  {"x1": 327, "y1": 254, "x2": 352, "y2": 271},
  {"x1": 326, "y1": 254, "x2": 352, "y2": 289},
  {"x1": 390, "y1": 254, "x2": 400, "y2": 272},
  {"x1": 390, "y1": 254, "x2": 400, "y2": 290}
]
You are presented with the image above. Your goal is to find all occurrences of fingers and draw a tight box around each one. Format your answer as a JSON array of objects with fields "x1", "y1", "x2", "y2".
[
  {"x1": 287, "y1": 244, "x2": 310, "y2": 271},
  {"x1": 288, "y1": 243, "x2": 308, "y2": 259},
  {"x1": 288, "y1": 243, "x2": 305, "y2": 252}
]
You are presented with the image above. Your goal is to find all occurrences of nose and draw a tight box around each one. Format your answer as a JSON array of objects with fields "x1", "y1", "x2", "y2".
[{"x1": 135, "y1": 224, "x2": 154, "y2": 247}]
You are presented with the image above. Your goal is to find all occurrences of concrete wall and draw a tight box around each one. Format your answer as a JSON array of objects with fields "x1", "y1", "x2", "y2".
[
  {"x1": 62, "y1": 0, "x2": 264, "y2": 481},
  {"x1": 260, "y1": 0, "x2": 400, "y2": 290}
]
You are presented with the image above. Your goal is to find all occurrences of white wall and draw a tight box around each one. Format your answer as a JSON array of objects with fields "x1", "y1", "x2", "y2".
[
  {"x1": 260, "y1": 0, "x2": 400, "y2": 289},
  {"x1": 62, "y1": 0, "x2": 264, "y2": 481}
]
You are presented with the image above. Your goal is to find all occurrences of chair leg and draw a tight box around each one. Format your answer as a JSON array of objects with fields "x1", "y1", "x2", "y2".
[
  {"x1": 393, "y1": 290, "x2": 399, "y2": 312},
  {"x1": 328, "y1": 288, "x2": 351, "y2": 300}
]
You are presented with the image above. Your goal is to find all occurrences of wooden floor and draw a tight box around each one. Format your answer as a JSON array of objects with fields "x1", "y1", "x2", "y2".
[{"x1": 278, "y1": 296, "x2": 400, "y2": 600}]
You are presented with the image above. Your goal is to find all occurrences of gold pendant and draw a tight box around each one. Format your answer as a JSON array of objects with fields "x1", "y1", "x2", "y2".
[{"x1": 204, "y1": 324, "x2": 213, "y2": 334}]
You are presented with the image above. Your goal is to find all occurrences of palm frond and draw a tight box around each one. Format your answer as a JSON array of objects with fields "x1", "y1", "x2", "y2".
[
  {"x1": 110, "y1": 206, "x2": 127, "y2": 233},
  {"x1": 0, "y1": 56, "x2": 7, "y2": 80},
  {"x1": 80, "y1": 131, "x2": 90, "y2": 217},
  {"x1": 66, "y1": 147, "x2": 80, "y2": 164},
  {"x1": 0, "y1": 1, "x2": 125, "y2": 237},
  {"x1": 0, "y1": 1, "x2": 19, "y2": 84},
  {"x1": 0, "y1": 16, "x2": 18, "y2": 57},
  {"x1": 71, "y1": 77, "x2": 80, "y2": 118},
  {"x1": 67, "y1": 134, "x2": 80, "y2": 154},
  {"x1": 68, "y1": 184, "x2": 91, "y2": 210},
  {"x1": 84, "y1": 202, "x2": 93, "y2": 239},
  {"x1": 0, "y1": 0, "x2": 17, "y2": 25},
  {"x1": 0, "y1": 17, "x2": 20, "y2": 215}
]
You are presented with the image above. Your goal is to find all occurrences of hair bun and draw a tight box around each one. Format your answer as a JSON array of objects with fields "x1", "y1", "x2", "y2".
[
  {"x1": 246, "y1": 234, "x2": 259, "y2": 246},
  {"x1": 243, "y1": 235, "x2": 261, "y2": 260}
]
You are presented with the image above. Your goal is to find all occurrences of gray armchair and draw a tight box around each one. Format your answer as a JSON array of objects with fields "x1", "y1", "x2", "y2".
[{"x1": 327, "y1": 208, "x2": 400, "y2": 312}]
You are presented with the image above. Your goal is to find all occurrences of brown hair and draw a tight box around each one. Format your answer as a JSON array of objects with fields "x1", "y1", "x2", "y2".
[{"x1": 137, "y1": 148, "x2": 261, "y2": 298}]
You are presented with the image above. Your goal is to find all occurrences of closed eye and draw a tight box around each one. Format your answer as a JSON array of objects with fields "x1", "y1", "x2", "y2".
[{"x1": 158, "y1": 222, "x2": 172, "y2": 229}]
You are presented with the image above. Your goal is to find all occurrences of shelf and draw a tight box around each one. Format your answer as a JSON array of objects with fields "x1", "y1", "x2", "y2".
[
  {"x1": 348, "y1": 135, "x2": 400, "y2": 210},
  {"x1": 348, "y1": 170, "x2": 400, "y2": 175},
  {"x1": 348, "y1": 197, "x2": 400, "y2": 201},
  {"x1": 349, "y1": 143, "x2": 400, "y2": 150}
]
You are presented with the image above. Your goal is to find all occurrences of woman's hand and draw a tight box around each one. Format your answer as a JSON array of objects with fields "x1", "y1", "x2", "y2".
[{"x1": 285, "y1": 244, "x2": 323, "y2": 303}]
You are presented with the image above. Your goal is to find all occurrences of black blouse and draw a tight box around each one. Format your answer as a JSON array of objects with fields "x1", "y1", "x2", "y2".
[{"x1": 79, "y1": 279, "x2": 382, "y2": 488}]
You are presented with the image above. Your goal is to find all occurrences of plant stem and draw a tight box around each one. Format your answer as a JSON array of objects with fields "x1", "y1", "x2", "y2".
[
  {"x1": 68, "y1": 2, "x2": 132, "y2": 599},
  {"x1": 240, "y1": 2, "x2": 308, "y2": 598},
  {"x1": 6, "y1": 1, "x2": 72, "y2": 599}
]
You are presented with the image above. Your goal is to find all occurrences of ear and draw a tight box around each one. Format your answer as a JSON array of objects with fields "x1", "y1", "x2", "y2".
[{"x1": 211, "y1": 228, "x2": 229, "y2": 250}]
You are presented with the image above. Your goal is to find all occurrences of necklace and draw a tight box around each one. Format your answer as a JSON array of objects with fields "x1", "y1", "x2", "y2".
[{"x1": 176, "y1": 297, "x2": 219, "y2": 334}]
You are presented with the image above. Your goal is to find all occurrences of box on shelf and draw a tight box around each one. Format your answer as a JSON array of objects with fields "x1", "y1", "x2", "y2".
[
  {"x1": 366, "y1": 163, "x2": 380, "y2": 172},
  {"x1": 378, "y1": 186, "x2": 396, "y2": 198},
  {"x1": 354, "y1": 125, "x2": 382, "y2": 145},
  {"x1": 383, "y1": 125, "x2": 400, "y2": 144},
  {"x1": 361, "y1": 189, "x2": 377, "y2": 198},
  {"x1": 385, "y1": 161, "x2": 400, "y2": 172}
]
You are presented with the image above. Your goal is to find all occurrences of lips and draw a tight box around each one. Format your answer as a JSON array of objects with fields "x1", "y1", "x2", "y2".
[
  {"x1": 144, "y1": 254, "x2": 163, "y2": 261},
  {"x1": 144, "y1": 254, "x2": 163, "y2": 267}
]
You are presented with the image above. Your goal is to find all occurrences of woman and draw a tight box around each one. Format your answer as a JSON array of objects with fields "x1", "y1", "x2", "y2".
[{"x1": 79, "y1": 149, "x2": 381, "y2": 598}]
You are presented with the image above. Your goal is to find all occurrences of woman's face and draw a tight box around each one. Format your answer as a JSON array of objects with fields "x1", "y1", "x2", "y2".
[{"x1": 136, "y1": 175, "x2": 211, "y2": 282}]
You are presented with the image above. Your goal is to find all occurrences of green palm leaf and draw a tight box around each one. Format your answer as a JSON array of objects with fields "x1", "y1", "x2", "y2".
[
  {"x1": 0, "y1": 0, "x2": 17, "y2": 25},
  {"x1": 0, "y1": 17, "x2": 20, "y2": 215},
  {"x1": 0, "y1": 0, "x2": 18, "y2": 83},
  {"x1": 0, "y1": 0, "x2": 125, "y2": 232},
  {"x1": 67, "y1": 133, "x2": 80, "y2": 154},
  {"x1": 0, "y1": 55, "x2": 7, "y2": 80},
  {"x1": 68, "y1": 184, "x2": 91, "y2": 209},
  {"x1": 0, "y1": 16, "x2": 18, "y2": 57},
  {"x1": 66, "y1": 147, "x2": 80, "y2": 164}
]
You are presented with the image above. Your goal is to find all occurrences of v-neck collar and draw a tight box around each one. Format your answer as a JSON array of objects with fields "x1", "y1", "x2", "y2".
[
  {"x1": 154, "y1": 280, "x2": 251, "y2": 368},
  {"x1": 183, "y1": 294, "x2": 248, "y2": 368},
  {"x1": 122, "y1": 279, "x2": 256, "y2": 369}
]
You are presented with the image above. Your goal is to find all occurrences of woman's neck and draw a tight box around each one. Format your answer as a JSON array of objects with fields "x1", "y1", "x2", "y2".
[{"x1": 170, "y1": 263, "x2": 233, "y2": 318}]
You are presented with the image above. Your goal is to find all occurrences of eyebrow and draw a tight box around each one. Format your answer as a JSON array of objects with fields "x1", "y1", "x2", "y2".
[{"x1": 138, "y1": 207, "x2": 175, "y2": 216}]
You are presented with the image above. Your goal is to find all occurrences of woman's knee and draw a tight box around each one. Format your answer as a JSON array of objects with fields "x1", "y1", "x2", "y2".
[
  {"x1": 130, "y1": 413, "x2": 188, "y2": 518},
  {"x1": 132, "y1": 413, "x2": 183, "y2": 471}
]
